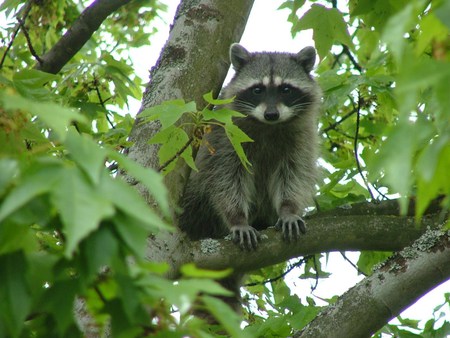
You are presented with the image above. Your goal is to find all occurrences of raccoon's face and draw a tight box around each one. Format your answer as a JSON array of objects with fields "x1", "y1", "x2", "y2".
[
  {"x1": 224, "y1": 44, "x2": 320, "y2": 124},
  {"x1": 234, "y1": 76, "x2": 315, "y2": 123}
]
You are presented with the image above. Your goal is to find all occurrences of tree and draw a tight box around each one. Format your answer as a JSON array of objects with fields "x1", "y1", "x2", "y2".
[{"x1": 0, "y1": 0, "x2": 449, "y2": 337}]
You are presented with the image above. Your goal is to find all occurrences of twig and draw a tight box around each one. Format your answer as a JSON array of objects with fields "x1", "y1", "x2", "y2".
[
  {"x1": 331, "y1": 45, "x2": 363, "y2": 73},
  {"x1": 17, "y1": 17, "x2": 43, "y2": 64},
  {"x1": 353, "y1": 91, "x2": 375, "y2": 200},
  {"x1": 310, "y1": 255, "x2": 319, "y2": 292},
  {"x1": 340, "y1": 251, "x2": 368, "y2": 276},
  {"x1": 157, "y1": 136, "x2": 194, "y2": 172},
  {"x1": 342, "y1": 44, "x2": 362, "y2": 72},
  {"x1": 93, "y1": 76, "x2": 115, "y2": 129},
  {"x1": 321, "y1": 108, "x2": 358, "y2": 134},
  {"x1": 0, "y1": 0, "x2": 33, "y2": 69},
  {"x1": 244, "y1": 255, "x2": 314, "y2": 287}
]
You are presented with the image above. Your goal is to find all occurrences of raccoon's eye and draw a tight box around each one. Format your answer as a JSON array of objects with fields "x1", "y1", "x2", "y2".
[
  {"x1": 280, "y1": 85, "x2": 292, "y2": 94},
  {"x1": 252, "y1": 86, "x2": 264, "y2": 95}
]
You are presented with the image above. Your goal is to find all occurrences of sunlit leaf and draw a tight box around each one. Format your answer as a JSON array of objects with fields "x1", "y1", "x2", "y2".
[{"x1": 294, "y1": 4, "x2": 353, "y2": 60}]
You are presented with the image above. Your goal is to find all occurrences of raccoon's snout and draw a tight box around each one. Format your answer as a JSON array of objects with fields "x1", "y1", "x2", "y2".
[{"x1": 264, "y1": 109, "x2": 279, "y2": 121}]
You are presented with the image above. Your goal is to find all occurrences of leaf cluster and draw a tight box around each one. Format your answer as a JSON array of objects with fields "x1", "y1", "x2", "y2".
[
  {"x1": 0, "y1": 81, "x2": 247, "y2": 337},
  {"x1": 281, "y1": 0, "x2": 450, "y2": 218},
  {"x1": 140, "y1": 92, "x2": 253, "y2": 174},
  {"x1": 0, "y1": 1, "x2": 247, "y2": 336}
]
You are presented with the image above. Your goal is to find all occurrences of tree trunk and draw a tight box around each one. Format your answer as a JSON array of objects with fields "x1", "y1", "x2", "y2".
[{"x1": 125, "y1": 0, "x2": 255, "y2": 206}]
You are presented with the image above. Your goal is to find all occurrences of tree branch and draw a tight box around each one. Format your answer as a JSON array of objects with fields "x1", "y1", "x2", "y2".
[
  {"x1": 147, "y1": 198, "x2": 446, "y2": 275},
  {"x1": 34, "y1": 0, "x2": 132, "y2": 74},
  {"x1": 295, "y1": 228, "x2": 450, "y2": 338},
  {"x1": 144, "y1": 198, "x2": 447, "y2": 336}
]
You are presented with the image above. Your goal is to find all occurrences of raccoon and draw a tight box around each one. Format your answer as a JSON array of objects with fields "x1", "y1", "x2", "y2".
[{"x1": 179, "y1": 43, "x2": 321, "y2": 250}]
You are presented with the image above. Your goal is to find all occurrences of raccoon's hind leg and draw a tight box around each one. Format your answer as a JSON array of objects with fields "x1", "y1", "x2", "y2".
[{"x1": 211, "y1": 164, "x2": 260, "y2": 250}]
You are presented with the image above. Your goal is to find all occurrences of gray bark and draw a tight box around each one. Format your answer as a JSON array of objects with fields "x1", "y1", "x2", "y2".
[
  {"x1": 125, "y1": 0, "x2": 255, "y2": 205},
  {"x1": 295, "y1": 227, "x2": 450, "y2": 338},
  {"x1": 147, "y1": 199, "x2": 445, "y2": 274}
]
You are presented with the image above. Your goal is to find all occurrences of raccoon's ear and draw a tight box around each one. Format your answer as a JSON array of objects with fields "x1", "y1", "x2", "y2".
[
  {"x1": 230, "y1": 43, "x2": 251, "y2": 70},
  {"x1": 295, "y1": 46, "x2": 316, "y2": 73}
]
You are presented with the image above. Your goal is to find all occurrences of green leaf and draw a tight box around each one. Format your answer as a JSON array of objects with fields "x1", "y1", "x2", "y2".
[
  {"x1": 0, "y1": 162, "x2": 62, "y2": 223},
  {"x1": 139, "y1": 99, "x2": 197, "y2": 129},
  {"x1": 434, "y1": 0, "x2": 450, "y2": 30},
  {"x1": 99, "y1": 173, "x2": 171, "y2": 233},
  {"x1": 287, "y1": 303, "x2": 321, "y2": 330},
  {"x1": 415, "y1": 14, "x2": 448, "y2": 55},
  {"x1": 350, "y1": 0, "x2": 412, "y2": 31},
  {"x1": 0, "y1": 158, "x2": 18, "y2": 197},
  {"x1": 0, "y1": 91, "x2": 87, "y2": 141},
  {"x1": 0, "y1": 221, "x2": 36, "y2": 255},
  {"x1": 371, "y1": 123, "x2": 414, "y2": 209},
  {"x1": 80, "y1": 225, "x2": 118, "y2": 280},
  {"x1": 396, "y1": 58, "x2": 450, "y2": 114},
  {"x1": 108, "y1": 151, "x2": 170, "y2": 217},
  {"x1": 65, "y1": 128, "x2": 106, "y2": 185},
  {"x1": 294, "y1": 4, "x2": 353, "y2": 60},
  {"x1": 26, "y1": 252, "x2": 58, "y2": 298},
  {"x1": 149, "y1": 125, "x2": 196, "y2": 173},
  {"x1": 381, "y1": 1, "x2": 424, "y2": 62},
  {"x1": 416, "y1": 140, "x2": 450, "y2": 218},
  {"x1": 13, "y1": 69, "x2": 58, "y2": 100},
  {"x1": 201, "y1": 107, "x2": 245, "y2": 124},
  {"x1": 41, "y1": 279, "x2": 79, "y2": 335},
  {"x1": 203, "y1": 91, "x2": 234, "y2": 106},
  {"x1": 113, "y1": 212, "x2": 150, "y2": 256},
  {"x1": 202, "y1": 295, "x2": 249, "y2": 338},
  {"x1": 13, "y1": 69, "x2": 58, "y2": 88},
  {"x1": 115, "y1": 274, "x2": 147, "y2": 323},
  {"x1": 0, "y1": 252, "x2": 31, "y2": 338},
  {"x1": 180, "y1": 263, "x2": 233, "y2": 279},
  {"x1": 357, "y1": 251, "x2": 392, "y2": 275},
  {"x1": 50, "y1": 167, "x2": 115, "y2": 257},
  {"x1": 224, "y1": 123, "x2": 253, "y2": 171}
]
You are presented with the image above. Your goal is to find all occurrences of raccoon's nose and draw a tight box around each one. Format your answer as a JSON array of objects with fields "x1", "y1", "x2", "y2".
[{"x1": 264, "y1": 109, "x2": 279, "y2": 121}]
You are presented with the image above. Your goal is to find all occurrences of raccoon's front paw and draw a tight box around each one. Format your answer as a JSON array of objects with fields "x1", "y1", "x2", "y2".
[
  {"x1": 230, "y1": 225, "x2": 261, "y2": 251},
  {"x1": 275, "y1": 215, "x2": 306, "y2": 242}
]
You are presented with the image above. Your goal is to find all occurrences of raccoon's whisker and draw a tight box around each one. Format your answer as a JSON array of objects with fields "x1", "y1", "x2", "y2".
[
  {"x1": 290, "y1": 102, "x2": 312, "y2": 112},
  {"x1": 291, "y1": 96, "x2": 312, "y2": 106},
  {"x1": 233, "y1": 100, "x2": 255, "y2": 113}
]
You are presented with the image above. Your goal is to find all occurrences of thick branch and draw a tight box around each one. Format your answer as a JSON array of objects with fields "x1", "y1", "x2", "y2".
[
  {"x1": 34, "y1": 0, "x2": 132, "y2": 74},
  {"x1": 295, "y1": 229, "x2": 450, "y2": 338},
  {"x1": 146, "y1": 198, "x2": 446, "y2": 275}
]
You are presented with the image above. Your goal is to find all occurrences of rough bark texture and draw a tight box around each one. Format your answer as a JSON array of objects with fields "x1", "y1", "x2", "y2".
[
  {"x1": 35, "y1": 0, "x2": 132, "y2": 74},
  {"x1": 125, "y1": 0, "x2": 255, "y2": 205},
  {"x1": 147, "y1": 199, "x2": 446, "y2": 274},
  {"x1": 295, "y1": 228, "x2": 450, "y2": 338}
]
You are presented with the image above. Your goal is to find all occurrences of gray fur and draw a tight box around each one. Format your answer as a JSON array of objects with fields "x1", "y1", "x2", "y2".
[{"x1": 179, "y1": 44, "x2": 321, "y2": 250}]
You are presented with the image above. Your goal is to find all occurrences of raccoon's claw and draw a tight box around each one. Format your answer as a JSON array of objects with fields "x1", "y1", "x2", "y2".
[
  {"x1": 275, "y1": 215, "x2": 306, "y2": 242},
  {"x1": 230, "y1": 225, "x2": 260, "y2": 251}
]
